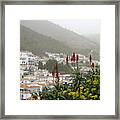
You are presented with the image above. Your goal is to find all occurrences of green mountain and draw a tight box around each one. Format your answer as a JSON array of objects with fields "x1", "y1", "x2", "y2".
[
  {"x1": 20, "y1": 25, "x2": 73, "y2": 55},
  {"x1": 83, "y1": 33, "x2": 100, "y2": 45},
  {"x1": 21, "y1": 20, "x2": 100, "y2": 60}
]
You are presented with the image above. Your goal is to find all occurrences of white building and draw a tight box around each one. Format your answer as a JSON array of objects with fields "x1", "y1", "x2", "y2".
[
  {"x1": 20, "y1": 92, "x2": 31, "y2": 100},
  {"x1": 20, "y1": 51, "x2": 39, "y2": 66}
]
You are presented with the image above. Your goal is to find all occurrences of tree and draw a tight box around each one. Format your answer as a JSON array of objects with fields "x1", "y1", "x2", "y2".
[
  {"x1": 58, "y1": 63, "x2": 73, "y2": 74},
  {"x1": 45, "y1": 59, "x2": 57, "y2": 72},
  {"x1": 38, "y1": 61, "x2": 44, "y2": 69}
]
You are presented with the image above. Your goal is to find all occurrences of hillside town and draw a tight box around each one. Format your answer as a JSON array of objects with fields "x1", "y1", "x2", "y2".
[{"x1": 20, "y1": 51, "x2": 100, "y2": 100}]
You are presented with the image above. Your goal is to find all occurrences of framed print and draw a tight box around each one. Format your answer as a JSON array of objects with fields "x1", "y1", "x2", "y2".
[{"x1": 0, "y1": 0, "x2": 119, "y2": 119}]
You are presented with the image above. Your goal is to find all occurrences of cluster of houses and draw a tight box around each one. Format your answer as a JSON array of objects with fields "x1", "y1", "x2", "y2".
[{"x1": 20, "y1": 51, "x2": 100, "y2": 100}]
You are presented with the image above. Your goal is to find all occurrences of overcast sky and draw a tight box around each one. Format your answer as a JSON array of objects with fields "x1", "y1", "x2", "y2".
[{"x1": 49, "y1": 19, "x2": 100, "y2": 35}]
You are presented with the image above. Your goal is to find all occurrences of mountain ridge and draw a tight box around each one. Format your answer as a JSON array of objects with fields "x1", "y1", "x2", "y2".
[
  {"x1": 20, "y1": 20, "x2": 100, "y2": 60},
  {"x1": 20, "y1": 25, "x2": 73, "y2": 55}
]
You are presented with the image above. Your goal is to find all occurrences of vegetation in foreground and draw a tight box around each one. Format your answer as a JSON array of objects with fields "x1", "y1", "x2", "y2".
[{"x1": 32, "y1": 58, "x2": 100, "y2": 100}]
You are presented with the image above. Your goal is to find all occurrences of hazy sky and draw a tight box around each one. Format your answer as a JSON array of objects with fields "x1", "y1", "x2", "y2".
[{"x1": 49, "y1": 19, "x2": 100, "y2": 35}]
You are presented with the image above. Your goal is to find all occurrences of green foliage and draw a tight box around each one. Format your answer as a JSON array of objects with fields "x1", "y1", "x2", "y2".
[
  {"x1": 44, "y1": 59, "x2": 57, "y2": 72},
  {"x1": 58, "y1": 63, "x2": 73, "y2": 74},
  {"x1": 38, "y1": 61, "x2": 44, "y2": 70},
  {"x1": 44, "y1": 59, "x2": 73, "y2": 73},
  {"x1": 34, "y1": 64, "x2": 100, "y2": 100}
]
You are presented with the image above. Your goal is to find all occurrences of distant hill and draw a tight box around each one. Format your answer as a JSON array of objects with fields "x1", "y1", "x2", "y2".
[
  {"x1": 83, "y1": 34, "x2": 100, "y2": 45},
  {"x1": 20, "y1": 25, "x2": 73, "y2": 55},
  {"x1": 20, "y1": 20, "x2": 100, "y2": 60}
]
